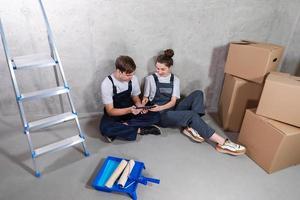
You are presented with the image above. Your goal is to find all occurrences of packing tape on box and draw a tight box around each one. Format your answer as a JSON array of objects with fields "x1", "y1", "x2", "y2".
[
  {"x1": 105, "y1": 159, "x2": 128, "y2": 188},
  {"x1": 118, "y1": 159, "x2": 135, "y2": 188}
]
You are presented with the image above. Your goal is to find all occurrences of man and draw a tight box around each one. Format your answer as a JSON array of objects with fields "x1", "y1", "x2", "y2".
[{"x1": 99, "y1": 55, "x2": 161, "y2": 142}]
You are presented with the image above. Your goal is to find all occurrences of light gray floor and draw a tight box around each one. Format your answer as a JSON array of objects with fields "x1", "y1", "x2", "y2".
[{"x1": 0, "y1": 114, "x2": 299, "y2": 200}]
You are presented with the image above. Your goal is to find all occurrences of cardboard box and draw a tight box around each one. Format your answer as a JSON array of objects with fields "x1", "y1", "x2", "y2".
[
  {"x1": 238, "y1": 109, "x2": 300, "y2": 173},
  {"x1": 218, "y1": 74, "x2": 263, "y2": 132},
  {"x1": 256, "y1": 72, "x2": 300, "y2": 127},
  {"x1": 225, "y1": 41, "x2": 284, "y2": 83}
]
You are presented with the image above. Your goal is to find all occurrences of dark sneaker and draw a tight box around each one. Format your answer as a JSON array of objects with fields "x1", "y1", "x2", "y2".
[
  {"x1": 216, "y1": 139, "x2": 246, "y2": 156},
  {"x1": 140, "y1": 125, "x2": 161, "y2": 135}
]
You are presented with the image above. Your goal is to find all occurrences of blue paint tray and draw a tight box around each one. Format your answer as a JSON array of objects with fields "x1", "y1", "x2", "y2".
[{"x1": 92, "y1": 156, "x2": 160, "y2": 200}]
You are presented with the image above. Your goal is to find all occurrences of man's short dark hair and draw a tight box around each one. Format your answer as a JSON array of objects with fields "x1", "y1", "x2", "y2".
[{"x1": 115, "y1": 55, "x2": 136, "y2": 73}]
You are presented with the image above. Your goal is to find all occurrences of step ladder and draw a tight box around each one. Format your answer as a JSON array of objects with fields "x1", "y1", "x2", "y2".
[{"x1": 0, "y1": 0, "x2": 89, "y2": 177}]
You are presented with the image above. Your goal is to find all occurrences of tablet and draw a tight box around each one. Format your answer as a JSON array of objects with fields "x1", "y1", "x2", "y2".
[{"x1": 134, "y1": 105, "x2": 156, "y2": 109}]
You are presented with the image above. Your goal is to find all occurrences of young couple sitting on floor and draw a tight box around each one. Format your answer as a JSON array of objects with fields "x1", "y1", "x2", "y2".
[{"x1": 99, "y1": 49, "x2": 246, "y2": 156}]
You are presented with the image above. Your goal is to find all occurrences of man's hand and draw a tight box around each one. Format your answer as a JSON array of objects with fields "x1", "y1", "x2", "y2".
[{"x1": 131, "y1": 106, "x2": 142, "y2": 115}]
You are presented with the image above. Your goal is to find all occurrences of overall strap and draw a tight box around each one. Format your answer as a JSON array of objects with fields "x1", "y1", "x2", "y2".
[
  {"x1": 152, "y1": 73, "x2": 159, "y2": 86},
  {"x1": 170, "y1": 74, "x2": 174, "y2": 85},
  {"x1": 128, "y1": 80, "x2": 132, "y2": 92},
  {"x1": 152, "y1": 73, "x2": 174, "y2": 88},
  {"x1": 152, "y1": 73, "x2": 174, "y2": 84},
  {"x1": 108, "y1": 75, "x2": 117, "y2": 95}
]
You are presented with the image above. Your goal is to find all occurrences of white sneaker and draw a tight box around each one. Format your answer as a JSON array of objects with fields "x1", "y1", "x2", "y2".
[
  {"x1": 216, "y1": 139, "x2": 246, "y2": 156},
  {"x1": 182, "y1": 127, "x2": 204, "y2": 143}
]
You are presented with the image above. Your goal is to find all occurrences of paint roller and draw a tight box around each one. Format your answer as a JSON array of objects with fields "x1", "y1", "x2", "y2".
[
  {"x1": 105, "y1": 159, "x2": 128, "y2": 188},
  {"x1": 118, "y1": 159, "x2": 135, "y2": 187}
]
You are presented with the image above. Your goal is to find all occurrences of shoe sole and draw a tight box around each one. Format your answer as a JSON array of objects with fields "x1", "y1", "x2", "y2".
[
  {"x1": 182, "y1": 129, "x2": 204, "y2": 143},
  {"x1": 151, "y1": 125, "x2": 162, "y2": 135},
  {"x1": 105, "y1": 136, "x2": 113, "y2": 143},
  {"x1": 215, "y1": 145, "x2": 246, "y2": 156}
]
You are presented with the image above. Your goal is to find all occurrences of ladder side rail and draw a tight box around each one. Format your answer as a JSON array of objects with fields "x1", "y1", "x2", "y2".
[
  {"x1": 48, "y1": 35, "x2": 56, "y2": 60},
  {"x1": 39, "y1": 0, "x2": 77, "y2": 114},
  {"x1": 74, "y1": 116, "x2": 88, "y2": 152},
  {"x1": 53, "y1": 65, "x2": 65, "y2": 112},
  {"x1": 48, "y1": 30, "x2": 65, "y2": 114},
  {"x1": 66, "y1": 92, "x2": 78, "y2": 117},
  {"x1": 38, "y1": 1, "x2": 89, "y2": 158},
  {"x1": 0, "y1": 19, "x2": 29, "y2": 126},
  {"x1": 0, "y1": 19, "x2": 21, "y2": 96},
  {"x1": 25, "y1": 130, "x2": 39, "y2": 176},
  {"x1": 38, "y1": 0, "x2": 68, "y2": 84},
  {"x1": 38, "y1": 0, "x2": 59, "y2": 62}
]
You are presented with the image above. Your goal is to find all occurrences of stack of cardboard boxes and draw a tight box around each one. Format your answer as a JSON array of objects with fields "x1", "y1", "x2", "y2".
[
  {"x1": 238, "y1": 72, "x2": 300, "y2": 173},
  {"x1": 218, "y1": 40, "x2": 284, "y2": 132},
  {"x1": 218, "y1": 40, "x2": 300, "y2": 173}
]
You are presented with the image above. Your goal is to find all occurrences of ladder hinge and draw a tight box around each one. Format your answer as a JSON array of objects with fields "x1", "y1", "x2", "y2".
[
  {"x1": 79, "y1": 135, "x2": 85, "y2": 139},
  {"x1": 64, "y1": 85, "x2": 70, "y2": 90},
  {"x1": 31, "y1": 151, "x2": 36, "y2": 158},
  {"x1": 11, "y1": 60, "x2": 17, "y2": 69},
  {"x1": 16, "y1": 95, "x2": 23, "y2": 101},
  {"x1": 72, "y1": 111, "x2": 77, "y2": 115},
  {"x1": 55, "y1": 60, "x2": 59, "y2": 64},
  {"x1": 24, "y1": 124, "x2": 29, "y2": 133}
]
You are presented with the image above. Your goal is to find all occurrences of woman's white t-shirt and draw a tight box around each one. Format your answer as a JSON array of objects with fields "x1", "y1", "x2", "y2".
[{"x1": 143, "y1": 73, "x2": 180, "y2": 101}]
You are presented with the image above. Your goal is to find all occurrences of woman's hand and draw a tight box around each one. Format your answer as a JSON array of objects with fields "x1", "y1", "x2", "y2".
[
  {"x1": 142, "y1": 97, "x2": 149, "y2": 106},
  {"x1": 140, "y1": 97, "x2": 150, "y2": 114},
  {"x1": 149, "y1": 104, "x2": 161, "y2": 112},
  {"x1": 141, "y1": 108, "x2": 149, "y2": 114}
]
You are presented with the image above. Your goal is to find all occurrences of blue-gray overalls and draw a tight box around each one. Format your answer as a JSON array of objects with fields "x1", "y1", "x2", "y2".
[
  {"x1": 100, "y1": 75, "x2": 160, "y2": 141},
  {"x1": 151, "y1": 73, "x2": 215, "y2": 139}
]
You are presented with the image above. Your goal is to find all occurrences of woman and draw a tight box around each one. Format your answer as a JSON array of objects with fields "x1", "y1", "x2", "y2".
[{"x1": 142, "y1": 49, "x2": 246, "y2": 156}]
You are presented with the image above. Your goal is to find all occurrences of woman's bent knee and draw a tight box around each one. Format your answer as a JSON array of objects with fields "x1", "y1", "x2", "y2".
[{"x1": 192, "y1": 90, "x2": 203, "y2": 98}]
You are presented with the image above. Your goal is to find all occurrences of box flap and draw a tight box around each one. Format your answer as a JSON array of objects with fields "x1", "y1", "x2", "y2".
[
  {"x1": 253, "y1": 43, "x2": 282, "y2": 51},
  {"x1": 231, "y1": 41, "x2": 252, "y2": 45},
  {"x1": 265, "y1": 118, "x2": 300, "y2": 136},
  {"x1": 269, "y1": 71, "x2": 290, "y2": 77},
  {"x1": 253, "y1": 109, "x2": 300, "y2": 136},
  {"x1": 267, "y1": 73, "x2": 300, "y2": 86},
  {"x1": 240, "y1": 40, "x2": 257, "y2": 44},
  {"x1": 236, "y1": 40, "x2": 283, "y2": 51}
]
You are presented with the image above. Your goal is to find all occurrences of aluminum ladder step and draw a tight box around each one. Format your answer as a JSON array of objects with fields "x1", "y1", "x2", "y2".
[
  {"x1": 28, "y1": 112, "x2": 77, "y2": 131},
  {"x1": 12, "y1": 53, "x2": 57, "y2": 70},
  {"x1": 20, "y1": 86, "x2": 69, "y2": 101},
  {"x1": 35, "y1": 135, "x2": 84, "y2": 157}
]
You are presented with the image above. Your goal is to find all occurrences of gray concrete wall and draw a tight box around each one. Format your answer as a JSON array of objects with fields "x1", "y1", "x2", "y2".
[
  {"x1": 1, "y1": 0, "x2": 300, "y2": 118},
  {"x1": 281, "y1": 11, "x2": 300, "y2": 76}
]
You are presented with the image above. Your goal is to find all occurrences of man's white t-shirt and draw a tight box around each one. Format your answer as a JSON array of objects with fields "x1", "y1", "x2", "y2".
[
  {"x1": 101, "y1": 73, "x2": 141, "y2": 105},
  {"x1": 143, "y1": 73, "x2": 180, "y2": 102}
]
